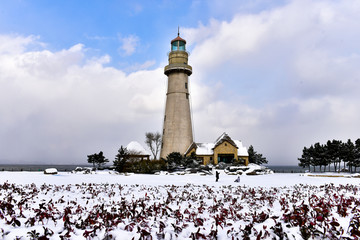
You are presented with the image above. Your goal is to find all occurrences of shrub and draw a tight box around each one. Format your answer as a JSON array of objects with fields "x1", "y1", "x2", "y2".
[{"x1": 124, "y1": 159, "x2": 167, "y2": 174}]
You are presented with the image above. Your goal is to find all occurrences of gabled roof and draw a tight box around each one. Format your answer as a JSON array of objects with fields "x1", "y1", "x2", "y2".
[
  {"x1": 187, "y1": 133, "x2": 249, "y2": 157},
  {"x1": 185, "y1": 142, "x2": 214, "y2": 156},
  {"x1": 185, "y1": 142, "x2": 197, "y2": 155},
  {"x1": 213, "y1": 132, "x2": 238, "y2": 149}
]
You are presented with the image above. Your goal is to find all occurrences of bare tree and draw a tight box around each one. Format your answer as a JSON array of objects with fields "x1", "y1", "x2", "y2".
[{"x1": 145, "y1": 132, "x2": 162, "y2": 160}]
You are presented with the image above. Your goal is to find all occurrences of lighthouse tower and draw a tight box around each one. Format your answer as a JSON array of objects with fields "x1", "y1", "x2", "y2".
[{"x1": 160, "y1": 32, "x2": 193, "y2": 159}]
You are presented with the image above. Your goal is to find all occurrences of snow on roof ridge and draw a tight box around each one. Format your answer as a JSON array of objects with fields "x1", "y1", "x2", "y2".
[
  {"x1": 194, "y1": 134, "x2": 248, "y2": 156},
  {"x1": 214, "y1": 132, "x2": 227, "y2": 144},
  {"x1": 213, "y1": 132, "x2": 238, "y2": 149}
]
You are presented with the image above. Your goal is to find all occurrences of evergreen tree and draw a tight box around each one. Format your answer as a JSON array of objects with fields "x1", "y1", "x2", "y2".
[
  {"x1": 344, "y1": 139, "x2": 355, "y2": 172},
  {"x1": 113, "y1": 146, "x2": 129, "y2": 172},
  {"x1": 87, "y1": 151, "x2": 109, "y2": 169},
  {"x1": 338, "y1": 141, "x2": 349, "y2": 172},
  {"x1": 248, "y1": 145, "x2": 255, "y2": 164},
  {"x1": 95, "y1": 151, "x2": 109, "y2": 169},
  {"x1": 87, "y1": 153, "x2": 97, "y2": 168},
  {"x1": 307, "y1": 145, "x2": 317, "y2": 172},
  {"x1": 166, "y1": 152, "x2": 184, "y2": 170},
  {"x1": 298, "y1": 146, "x2": 311, "y2": 171},
  {"x1": 324, "y1": 140, "x2": 343, "y2": 172},
  {"x1": 353, "y1": 139, "x2": 360, "y2": 172},
  {"x1": 313, "y1": 142, "x2": 328, "y2": 172},
  {"x1": 184, "y1": 152, "x2": 200, "y2": 167},
  {"x1": 248, "y1": 145, "x2": 268, "y2": 165}
]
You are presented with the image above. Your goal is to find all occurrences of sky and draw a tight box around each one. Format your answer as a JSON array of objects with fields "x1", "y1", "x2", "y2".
[{"x1": 0, "y1": 0, "x2": 360, "y2": 166}]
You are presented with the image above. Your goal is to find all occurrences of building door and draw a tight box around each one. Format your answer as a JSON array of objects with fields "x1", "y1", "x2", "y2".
[{"x1": 218, "y1": 154, "x2": 234, "y2": 164}]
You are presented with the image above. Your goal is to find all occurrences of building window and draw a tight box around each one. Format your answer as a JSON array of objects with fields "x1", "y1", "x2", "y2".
[
  {"x1": 185, "y1": 82, "x2": 188, "y2": 89},
  {"x1": 164, "y1": 115, "x2": 166, "y2": 122},
  {"x1": 186, "y1": 93, "x2": 189, "y2": 99},
  {"x1": 163, "y1": 128, "x2": 165, "y2": 135}
]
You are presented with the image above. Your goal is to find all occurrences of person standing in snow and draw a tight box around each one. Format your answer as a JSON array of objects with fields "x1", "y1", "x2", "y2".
[
  {"x1": 234, "y1": 175, "x2": 240, "y2": 183},
  {"x1": 215, "y1": 171, "x2": 220, "y2": 182}
]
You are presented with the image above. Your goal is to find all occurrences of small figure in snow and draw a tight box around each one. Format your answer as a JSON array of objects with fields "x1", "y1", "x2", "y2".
[
  {"x1": 215, "y1": 171, "x2": 220, "y2": 182},
  {"x1": 234, "y1": 175, "x2": 240, "y2": 183}
]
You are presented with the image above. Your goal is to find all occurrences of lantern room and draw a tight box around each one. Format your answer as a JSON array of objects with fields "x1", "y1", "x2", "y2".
[{"x1": 171, "y1": 34, "x2": 186, "y2": 51}]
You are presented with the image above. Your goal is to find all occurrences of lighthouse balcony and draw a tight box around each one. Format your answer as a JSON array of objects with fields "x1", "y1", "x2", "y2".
[
  {"x1": 164, "y1": 63, "x2": 192, "y2": 76},
  {"x1": 167, "y1": 50, "x2": 190, "y2": 56}
]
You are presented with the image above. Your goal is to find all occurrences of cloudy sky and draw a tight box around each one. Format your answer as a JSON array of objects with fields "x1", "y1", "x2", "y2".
[{"x1": 0, "y1": 0, "x2": 359, "y2": 165}]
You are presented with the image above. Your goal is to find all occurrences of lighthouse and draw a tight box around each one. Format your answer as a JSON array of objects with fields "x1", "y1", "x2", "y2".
[{"x1": 160, "y1": 32, "x2": 193, "y2": 159}]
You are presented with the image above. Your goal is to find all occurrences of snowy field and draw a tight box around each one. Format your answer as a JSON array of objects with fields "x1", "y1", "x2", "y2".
[{"x1": 1, "y1": 171, "x2": 360, "y2": 239}]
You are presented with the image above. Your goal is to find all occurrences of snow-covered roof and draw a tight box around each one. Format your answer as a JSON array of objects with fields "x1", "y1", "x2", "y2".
[
  {"x1": 214, "y1": 132, "x2": 238, "y2": 149},
  {"x1": 194, "y1": 133, "x2": 248, "y2": 157},
  {"x1": 126, "y1": 141, "x2": 151, "y2": 155},
  {"x1": 234, "y1": 140, "x2": 249, "y2": 156},
  {"x1": 195, "y1": 143, "x2": 215, "y2": 155}
]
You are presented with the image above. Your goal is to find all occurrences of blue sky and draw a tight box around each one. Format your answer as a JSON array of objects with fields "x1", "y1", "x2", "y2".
[
  {"x1": 0, "y1": 0, "x2": 287, "y2": 69},
  {"x1": 0, "y1": 0, "x2": 360, "y2": 165}
]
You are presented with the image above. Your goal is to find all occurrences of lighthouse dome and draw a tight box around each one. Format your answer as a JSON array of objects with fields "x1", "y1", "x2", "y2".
[{"x1": 171, "y1": 35, "x2": 186, "y2": 44}]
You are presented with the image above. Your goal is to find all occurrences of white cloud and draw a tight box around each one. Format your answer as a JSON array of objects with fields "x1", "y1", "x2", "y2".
[
  {"x1": 0, "y1": 34, "x2": 42, "y2": 54},
  {"x1": 0, "y1": 35, "x2": 163, "y2": 164},
  {"x1": 184, "y1": 0, "x2": 360, "y2": 165},
  {"x1": 124, "y1": 60, "x2": 156, "y2": 72},
  {"x1": 118, "y1": 34, "x2": 140, "y2": 56},
  {"x1": 2, "y1": 0, "x2": 360, "y2": 166}
]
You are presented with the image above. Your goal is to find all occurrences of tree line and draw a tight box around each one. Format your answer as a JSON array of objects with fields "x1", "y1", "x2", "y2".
[{"x1": 298, "y1": 139, "x2": 360, "y2": 172}]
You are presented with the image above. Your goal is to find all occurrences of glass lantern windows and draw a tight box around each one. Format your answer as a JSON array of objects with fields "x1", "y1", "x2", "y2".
[
  {"x1": 172, "y1": 42, "x2": 178, "y2": 51},
  {"x1": 171, "y1": 40, "x2": 186, "y2": 51},
  {"x1": 179, "y1": 41, "x2": 185, "y2": 50}
]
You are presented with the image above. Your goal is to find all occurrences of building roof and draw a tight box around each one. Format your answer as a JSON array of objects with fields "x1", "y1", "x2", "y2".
[
  {"x1": 196, "y1": 143, "x2": 215, "y2": 155},
  {"x1": 234, "y1": 140, "x2": 249, "y2": 156},
  {"x1": 213, "y1": 132, "x2": 238, "y2": 149},
  {"x1": 188, "y1": 133, "x2": 249, "y2": 157},
  {"x1": 126, "y1": 141, "x2": 151, "y2": 156},
  {"x1": 171, "y1": 35, "x2": 186, "y2": 44}
]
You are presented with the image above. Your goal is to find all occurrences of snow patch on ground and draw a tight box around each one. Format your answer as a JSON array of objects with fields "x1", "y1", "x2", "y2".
[
  {"x1": 43, "y1": 168, "x2": 58, "y2": 175},
  {"x1": 225, "y1": 163, "x2": 274, "y2": 175}
]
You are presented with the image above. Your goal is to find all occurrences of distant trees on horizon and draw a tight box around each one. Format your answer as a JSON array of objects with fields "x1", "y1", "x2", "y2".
[
  {"x1": 298, "y1": 139, "x2": 360, "y2": 172},
  {"x1": 87, "y1": 151, "x2": 109, "y2": 169}
]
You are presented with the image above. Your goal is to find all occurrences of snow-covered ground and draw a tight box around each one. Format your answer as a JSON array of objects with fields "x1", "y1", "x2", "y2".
[
  {"x1": 1, "y1": 170, "x2": 358, "y2": 187},
  {"x1": 1, "y1": 170, "x2": 360, "y2": 239}
]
